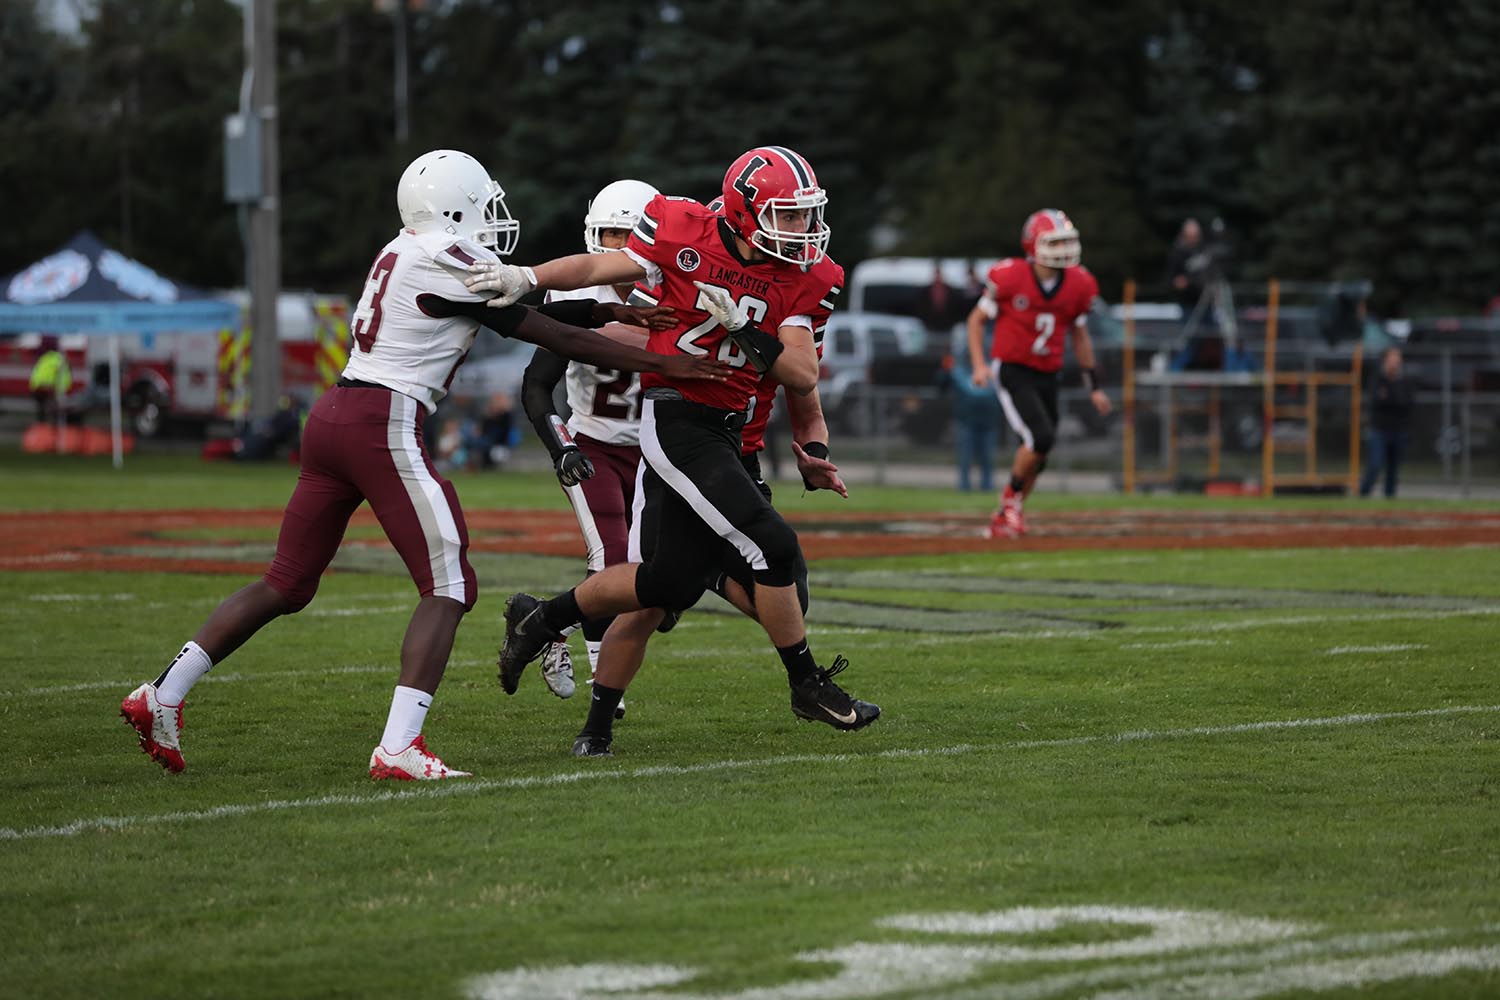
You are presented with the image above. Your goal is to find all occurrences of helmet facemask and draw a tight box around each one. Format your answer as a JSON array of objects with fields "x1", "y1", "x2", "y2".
[
  {"x1": 1033, "y1": 228, "x2": 1080, "y2": 268},
  {"x1": 469, "y1": 181, "x2": 520, "y2": 256},
  {"x1": 750, "y1": 189, "x2": 831, "y2": 266}
]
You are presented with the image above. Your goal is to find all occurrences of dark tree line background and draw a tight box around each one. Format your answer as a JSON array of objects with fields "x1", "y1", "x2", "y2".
[{"x1": 3, "y1": 0, "x2": 1497, "y2": 316}]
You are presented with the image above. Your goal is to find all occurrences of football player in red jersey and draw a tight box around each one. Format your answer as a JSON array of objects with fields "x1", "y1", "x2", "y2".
[
  {"x1": 467, "y1": 146, "x2": 879, "y2": 755},
  {"x1": 966, "y1": 209, "x2": 1112, "y2": 539},
  {"x1": 119, "y1": 150, "x2": 723, "y2": 780},
  {"x1": 562, "y1": 249, "x2": 847, "y2": 752}
]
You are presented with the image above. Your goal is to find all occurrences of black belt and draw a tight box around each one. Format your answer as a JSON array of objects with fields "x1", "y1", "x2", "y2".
[
  {"x1": 644, "y1": 388, "x2": 745, "y2": 431},
  {"x1": 336, "y1": 377, "x2": 391, "y2": 391}
]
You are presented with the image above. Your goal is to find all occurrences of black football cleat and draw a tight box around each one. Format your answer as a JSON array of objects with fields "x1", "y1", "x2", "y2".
[
  {"x1": 572, "y1": 733, "x2": 614, "y2": 757},
  {"x1": 497, "y1": 593, "x2": 559, "y2": 695},
  {"x1": 790, "y1": 655, "x2": 880, "y2": 731}
]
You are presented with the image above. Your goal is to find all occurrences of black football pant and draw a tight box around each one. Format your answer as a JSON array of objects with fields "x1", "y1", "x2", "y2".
[{"x1": 630, "y1": 395, "x2": 801, "y2": 613}]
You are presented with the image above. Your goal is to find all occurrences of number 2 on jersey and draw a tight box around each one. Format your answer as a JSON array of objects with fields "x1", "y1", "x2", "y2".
[
  {"x1": 676, "y1": 285, "x2": 769, "y2": 368},
  {"x1": 351, "y1": 251, "x2": 398, "y2": 353},
  {"x1": 1031, "y1": 313, "x2": 1057, "y2": 356},
  {"x1": 590, "y1": 369, "x2": 638, "y2": 420}
]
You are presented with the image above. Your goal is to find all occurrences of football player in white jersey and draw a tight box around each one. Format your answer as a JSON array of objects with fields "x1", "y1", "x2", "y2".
[
  {"x1": 121, "y1": 151, "x2": 725, "y2": 780},
  {"x1": 520, "y1": 180, "x2": 659, "y2": 707}
]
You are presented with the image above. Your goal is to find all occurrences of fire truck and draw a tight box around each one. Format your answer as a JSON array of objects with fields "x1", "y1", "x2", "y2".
[{"x1": 0, "y1": 292, "x2": 350, "y2": 437}]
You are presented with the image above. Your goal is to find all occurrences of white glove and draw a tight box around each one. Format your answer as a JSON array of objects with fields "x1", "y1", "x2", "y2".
[
  {"x1": 692, "y1": 281, "x2": 748, "y2": 332},
  {"x1": 464, "y1": 263, "x2": 537, "y2": 307}
]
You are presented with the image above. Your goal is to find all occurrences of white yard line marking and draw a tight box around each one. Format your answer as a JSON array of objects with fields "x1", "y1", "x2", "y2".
[
  {"x1": 1326, "y1": 644, "x2": 1428, "y2": 655},
  {"x1": 25, "y1": 593, "x2": 140, "y2": 602},
  {"x1": 1122, "y1": 639, "x2": 1228, "y2": 651},
  {"x1": 4, "y1": 704, "x2": 1496, "y2": 843}
]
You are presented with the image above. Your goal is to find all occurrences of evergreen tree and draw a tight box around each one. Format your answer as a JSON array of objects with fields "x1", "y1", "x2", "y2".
[
  {"x1": 1134, "y1": 2, "x2": 1269, "y2": 289},
  {"x1": 0, "y1": 0, "x2": 80, "y2": 273},
  {"x1": 1256, "y1": 0, "x2": 1500, "y2": 313},
  {"x1": 874, "y1": 0, "x2": 1154, "y2": 296}
]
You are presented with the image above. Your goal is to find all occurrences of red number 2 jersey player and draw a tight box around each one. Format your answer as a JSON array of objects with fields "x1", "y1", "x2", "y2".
[{"x1": 966, "y1": 209, "x2": 1112, "y2": 539}]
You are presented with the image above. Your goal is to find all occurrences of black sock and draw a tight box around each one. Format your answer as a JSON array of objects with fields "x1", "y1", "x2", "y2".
[
  {"x1": 583, "y1": 683, "x2": 624, "y2": 737},
  {"x1": 1008, "y1": 475, "x2": 1026, "y2": 494},
  {"x1": 541, "y1": 589, "x2": 582, "y2": 634},
  {"x1": 777, "y1": 639, "x2": 818, "y2": 685}
]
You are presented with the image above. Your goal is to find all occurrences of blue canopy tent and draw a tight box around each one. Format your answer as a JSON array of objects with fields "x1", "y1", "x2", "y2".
[{"x1": 0, "y1": 231, "x2": 240, "y2": 467}]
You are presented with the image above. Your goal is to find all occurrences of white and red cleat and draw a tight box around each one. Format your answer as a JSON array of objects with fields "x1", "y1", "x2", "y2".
[
  {"x1": 986, "y1": 493, "x2": 1027, "y2": 539},
  {"x1": 369, "y1": 735, "x2": 472, "y2": 780},
  {"x1": 121, "y1": 683, "x2": 186, "y2": 773}
]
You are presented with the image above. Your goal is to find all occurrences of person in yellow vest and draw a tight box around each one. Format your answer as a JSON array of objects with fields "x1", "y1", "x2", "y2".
[{"x1": 28, "y1": 336, "x2": 71, "y2": 423}]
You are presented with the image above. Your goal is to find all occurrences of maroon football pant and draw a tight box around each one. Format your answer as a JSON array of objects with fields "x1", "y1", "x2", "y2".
[
  {"x1": 562, "y1": 434, "x2": 641, "y2": 572},
  {"x1": 264, "y1": 386, "x2": 476, "y2": 611}
]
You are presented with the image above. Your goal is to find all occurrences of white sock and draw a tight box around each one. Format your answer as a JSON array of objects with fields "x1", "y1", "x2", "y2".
[
  {"x1": 585, "y1": 641, "x2": 602, "y2": 674},
  {"x1": 380, "y1": 685, "x2": 432, "y2": 754},
  {"x1": 155, "y1": 641, "x2": 213, "y2": 706}
]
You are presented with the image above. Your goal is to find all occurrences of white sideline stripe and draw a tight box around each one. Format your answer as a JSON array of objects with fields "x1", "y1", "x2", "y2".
[
  {"x1": 1122, "y1": 639, "x2": 1227, "y2": 651},
  {"x1": 26, "y1": 593, "x2": 139, "y2": 602},
  {"x1": 5, "y1": 704, "x2": 1496, "y2": 843},
  {"x1": 1326, "y1": 643, "x2": 1428, "y2": 655}
]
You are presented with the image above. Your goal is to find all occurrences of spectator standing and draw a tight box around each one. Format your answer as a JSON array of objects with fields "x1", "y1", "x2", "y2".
[
  {"x1": 1165, "y1": 218, "x2": 1208, "y2": 320},
  {"x1": 28, "y1": 335, "x2": 70, "y2": 423},
  {"x1": 948, "y1": 326, "x2": 1000, "y2": 492},
  {"x1": 921, "y1": 262, "x2": 953, "y2": 333},
  {"x1": 1359, "y1": 347, "x2": 1415, "y2": 498}
]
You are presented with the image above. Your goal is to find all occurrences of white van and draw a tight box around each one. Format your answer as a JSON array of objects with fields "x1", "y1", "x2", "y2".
[
  {"x1": 846, "y1": 256, "x2": 1000, "y2": 317},
  {"x1": 818, "y1": 311, "x2": 928, "y2": 433}
]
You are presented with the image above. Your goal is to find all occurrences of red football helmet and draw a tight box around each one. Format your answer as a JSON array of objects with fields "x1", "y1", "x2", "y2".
[
  {"x1": 721, "y1": 146, "x2": 830, "y2": 266},
  {"x1": 1021, "y1": 209, "x2": 1081, "y2": 269}
]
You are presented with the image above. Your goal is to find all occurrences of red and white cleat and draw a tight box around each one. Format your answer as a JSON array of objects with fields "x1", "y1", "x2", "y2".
[
  {"x1": 986, "y1": 503, "x2": 1027, "y2": 539},
  {"x1": 121, "y1": 683, "x2": 186, "y2": 773},
  {"x1": 369, "y1": 735, "x2": 472, "y2": 780}
]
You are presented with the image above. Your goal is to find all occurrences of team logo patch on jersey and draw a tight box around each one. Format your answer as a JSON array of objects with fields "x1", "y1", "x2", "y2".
[
  {"x1": 1012, "y1": 295, "x2": 1030, "y2": 311},
  {"x1": 676, "y1": 248, "x2": 701, "y2": 272}
]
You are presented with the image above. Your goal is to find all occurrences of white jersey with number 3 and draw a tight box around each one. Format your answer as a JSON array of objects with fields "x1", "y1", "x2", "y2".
[
  {"x1": 546, "y1": 285, "x2": 641, "y2": 446},
  {"x1": 341, "y1": 229, "x2": 500, "y2": 413}
]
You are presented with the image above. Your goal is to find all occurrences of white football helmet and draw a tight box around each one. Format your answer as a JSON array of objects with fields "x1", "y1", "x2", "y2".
[
  {"x1": 583, "y1": 179, "x2": 659, "y2": 253},
  {"x1": 397, "y1": 150, "x2": 519, "y2": 255}
]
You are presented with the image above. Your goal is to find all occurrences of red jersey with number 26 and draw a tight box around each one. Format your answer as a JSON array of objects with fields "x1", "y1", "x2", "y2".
[
  {"x1": 982, "y1": 258, "x2": 1099, "y2": 374},
  {"x1": 739, "y1": 255, "x2": 843, "y2": 455},
  {"x1": 625, "y1": 195, "x2": 827, "y2": 411}
]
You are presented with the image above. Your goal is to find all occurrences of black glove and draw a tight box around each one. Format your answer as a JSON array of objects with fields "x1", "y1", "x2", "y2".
[{"x1": 555, "y1": 445, "x2": 595, "y2": 487}]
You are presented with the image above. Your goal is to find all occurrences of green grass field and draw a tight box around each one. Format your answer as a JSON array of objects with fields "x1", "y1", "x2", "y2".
[{"x1": 2, "y1": 451, "x2": 1497, "y2": 998}]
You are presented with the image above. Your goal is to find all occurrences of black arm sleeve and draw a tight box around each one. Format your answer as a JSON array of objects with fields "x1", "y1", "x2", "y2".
[
  {"x1": 521, "y1": 349, "x2": 570, "y2": 462},
  {"x1": 535, "y1": 298, "x2": 601, "y2": 329},
  {"x1": 417, "y1": 293, "x2": 670, "y2": 375},
  {"x1": 416, "y1": 293, "x2": 527, "y2": 337},
  {"x1": 730, "y1": 326, "x2": 786, "y2": 375}
]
